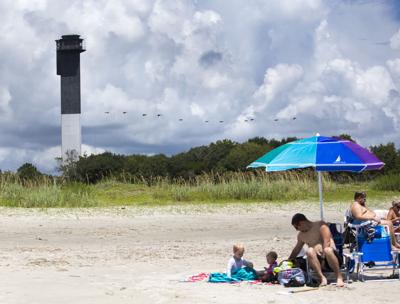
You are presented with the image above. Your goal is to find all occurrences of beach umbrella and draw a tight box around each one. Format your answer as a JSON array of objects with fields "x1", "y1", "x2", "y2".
[{"x1": 247, "y1": 134, "x2": 384, "y2": 220}]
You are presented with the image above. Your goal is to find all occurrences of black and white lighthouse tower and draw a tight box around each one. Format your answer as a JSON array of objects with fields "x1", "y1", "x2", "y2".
[{"x1": 56, "y1": 34, "x2": 85, "y2": 162}]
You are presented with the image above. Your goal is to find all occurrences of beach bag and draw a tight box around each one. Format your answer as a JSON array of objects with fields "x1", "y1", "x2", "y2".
[
  {"x1": 293, "y1": 257, "x2": 307, "y2": 272},
  {"x1": 277, "y1": 268, "x2": 305, "y2": 287}
]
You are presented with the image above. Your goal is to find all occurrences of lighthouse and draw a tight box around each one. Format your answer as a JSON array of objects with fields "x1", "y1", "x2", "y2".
[{"x1": 56, "y1": 34, "x2": 85, "y2": 162}]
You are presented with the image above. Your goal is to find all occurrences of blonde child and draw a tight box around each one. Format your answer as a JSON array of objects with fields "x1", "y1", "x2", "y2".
[{"x1": 226, "y1": 244, "x2": 254, "y2": 278}]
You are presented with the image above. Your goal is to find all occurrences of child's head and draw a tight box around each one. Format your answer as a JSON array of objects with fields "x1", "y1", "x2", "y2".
[
  {"x1": 233, "y1": 243, "x2": 245, "y2": 259},
  {"x1": 266, "y1": 251, "x2": 278, "y2": 264}
]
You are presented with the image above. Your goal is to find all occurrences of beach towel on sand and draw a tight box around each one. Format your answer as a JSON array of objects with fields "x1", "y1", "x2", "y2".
[
  {"x1": 208, "y1": 267, "x2": 258, "y2": 283},
  {"x1": 185, "y1": 273, "x2": 209, "y2": 282}
]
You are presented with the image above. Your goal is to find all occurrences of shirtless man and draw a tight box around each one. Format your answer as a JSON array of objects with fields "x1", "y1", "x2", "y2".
[
  {"x1": 288, "y1": 213, "x2": 344, "y2": 287},
  {"x1": 350, "y1": 191, "x2": 400, "y2": 249}
]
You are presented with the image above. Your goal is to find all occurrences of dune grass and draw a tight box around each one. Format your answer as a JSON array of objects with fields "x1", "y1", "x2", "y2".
[
  {"x1": 0, "y1": 172, "x2": 398, "y2": 208},
  {"x1": 370, "y1": 174, "x2": 400, "y2": 192}
]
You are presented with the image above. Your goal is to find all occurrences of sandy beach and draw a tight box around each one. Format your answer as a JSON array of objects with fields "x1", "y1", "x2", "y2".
[{"x1": 1, "y1": 202, "x2": 399, "y2": 304}]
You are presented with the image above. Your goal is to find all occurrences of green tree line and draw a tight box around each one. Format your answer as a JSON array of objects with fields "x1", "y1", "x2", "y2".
[
  {"x1": 58, "y1": 135, "x2": 400, "y2": 184},
  {"x1": 7, "y1": 135, "x2": 400, "y2": 184},
  {"x1": 61, "y1": 137, "x2": 297, "y2": 183}
]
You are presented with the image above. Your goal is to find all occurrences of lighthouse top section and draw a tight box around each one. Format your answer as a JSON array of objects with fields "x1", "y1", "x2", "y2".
[
  {"x1": 56, "y1": 35, "x2": 85, "y2": 77},
  {"x1": 56, "y1": 35, "x2": 85, "y2": 52}
]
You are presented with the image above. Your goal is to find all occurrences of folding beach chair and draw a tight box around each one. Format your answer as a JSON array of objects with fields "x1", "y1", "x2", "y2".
[{"x1": 344, "y1": 221, "x2": 400, "y2": 281}]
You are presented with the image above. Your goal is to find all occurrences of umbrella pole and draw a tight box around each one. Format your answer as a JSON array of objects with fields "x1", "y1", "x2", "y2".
[{"x1": 318, "y1": 171, "x2": 324, "y2": 220}]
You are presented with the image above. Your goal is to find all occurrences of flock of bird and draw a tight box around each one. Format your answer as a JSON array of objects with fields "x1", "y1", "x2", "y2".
[{"x1": 102, "y1": 111, "x2": 297, "y2": 123}]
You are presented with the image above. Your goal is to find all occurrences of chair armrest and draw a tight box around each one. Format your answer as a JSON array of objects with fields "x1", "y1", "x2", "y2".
[
  {"x1": 343, "y1": 252, "x2": 363, "y2": 260},
  {"x1": 347, "y1": 221, "x2": 374, "y2": 229}
]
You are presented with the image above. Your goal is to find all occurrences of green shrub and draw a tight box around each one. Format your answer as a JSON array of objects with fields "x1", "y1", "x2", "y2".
[
  {"x1": 17, "y1": 163, "x2": 42, "y2": 180},
  {"x1": 370, "y1": 174, "x2": 400, "y2": 191}
]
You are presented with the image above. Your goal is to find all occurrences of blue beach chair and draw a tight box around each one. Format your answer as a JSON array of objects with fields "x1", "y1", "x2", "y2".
[{"x1": 345, "y1": 221, "x2": 400, "y2": 281}]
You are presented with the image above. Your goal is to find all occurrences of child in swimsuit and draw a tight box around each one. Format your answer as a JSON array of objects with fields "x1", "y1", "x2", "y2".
[
  {"x1": 226, "y1": 244, "x2": 254, "y2": 278},
  {"x1": 260, "y1": 251, "x2": 278, "y2": 282}
]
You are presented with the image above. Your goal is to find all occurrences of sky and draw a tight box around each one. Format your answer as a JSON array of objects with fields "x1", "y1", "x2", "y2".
[{"x1": 1, "y1": 0, "x2": 400, "y2": 174}]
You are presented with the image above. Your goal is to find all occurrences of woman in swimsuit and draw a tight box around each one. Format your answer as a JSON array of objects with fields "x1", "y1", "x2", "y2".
[{"x1": 387, "y1": 200, "x2": 400, "y2": 232}]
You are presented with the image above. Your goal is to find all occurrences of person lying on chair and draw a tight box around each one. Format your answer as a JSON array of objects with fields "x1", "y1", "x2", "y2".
[
  {"x1": 350, "y1": 191, "x2": 400, "y2": 249},
  {"x1": 288, "y1": 213, "x2": 344, "y2": 287}
]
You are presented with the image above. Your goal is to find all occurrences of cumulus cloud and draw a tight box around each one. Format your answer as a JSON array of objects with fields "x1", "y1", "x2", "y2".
[
  {"x1": 0, "y1": 86, "x2": 12, "y2": 116},
  {"x1": 254, "y1": 64, "x2": 303, "y2": 111},
  {"x1": 387, "y1": 58, "x2": 400, "y2": 77},
  {"x1": 1, "y1": 0, "x2": 400, "y2": 173},
  {"x1": 390, "y1": 28, "x2": 400, "y2": 50}
]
